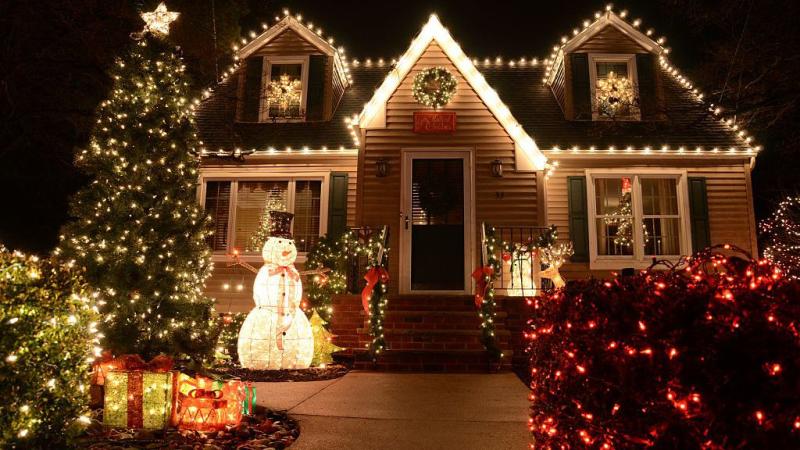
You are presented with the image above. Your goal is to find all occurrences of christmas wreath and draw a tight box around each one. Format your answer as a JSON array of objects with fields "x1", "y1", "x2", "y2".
[{"x1": 412, "y1": 67, "x2": 457, "y2": 108}]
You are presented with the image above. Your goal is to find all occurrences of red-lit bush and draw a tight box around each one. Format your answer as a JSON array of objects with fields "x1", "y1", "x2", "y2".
[{"x1": 527, "y1": 245, "x2": 800, "y2": 449}]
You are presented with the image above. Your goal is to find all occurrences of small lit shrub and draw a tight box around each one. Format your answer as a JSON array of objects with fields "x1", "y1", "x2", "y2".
[{"x1": 0, "y1": 248, "x2": 99, "y2": 448}]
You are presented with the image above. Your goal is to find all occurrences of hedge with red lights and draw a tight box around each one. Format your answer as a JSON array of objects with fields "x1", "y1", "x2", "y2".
[{"x1": 527, "y1": 245, "x2": 800, "y2": 449}]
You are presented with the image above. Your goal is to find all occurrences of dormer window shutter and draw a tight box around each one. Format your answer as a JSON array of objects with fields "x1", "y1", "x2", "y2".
[
  {"x1": 306, "y1": 55, "x2": 326, "y2": 121},
  {"x1": 570, "y1": 53, "x2": 592, "y2": 120},
  {"x1": 636, "y1": 53, "x2": 657, "y2": 120},
  {"x1": 240, "y1": 56, "x2": 264, "y2": 122}
]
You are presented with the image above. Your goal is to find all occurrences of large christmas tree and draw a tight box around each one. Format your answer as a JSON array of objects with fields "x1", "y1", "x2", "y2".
[{"x1": 57, "y1": 5, "x2": 216, "y2": 361}]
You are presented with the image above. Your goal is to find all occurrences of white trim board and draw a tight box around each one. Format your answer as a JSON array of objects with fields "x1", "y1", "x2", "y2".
[{"x1": 356, "y1": 15, "x2": 547, "y2": 171}]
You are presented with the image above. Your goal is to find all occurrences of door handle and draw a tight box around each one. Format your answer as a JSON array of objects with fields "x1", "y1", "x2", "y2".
[{"x1": 404, "y1": 215, "x2": 410, "y2": 230}]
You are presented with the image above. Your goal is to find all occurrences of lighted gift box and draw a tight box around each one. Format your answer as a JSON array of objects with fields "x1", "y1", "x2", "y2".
[
  {"x1": 171, "y1": 373, "x2": 256, "y2": 428},
  {"x1": 103, "y1": 370, "x2": 175, "y2": 429}
]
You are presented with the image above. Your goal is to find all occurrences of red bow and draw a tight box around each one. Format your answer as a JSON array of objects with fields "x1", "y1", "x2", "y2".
[
  {"x1": 92, "y1": 352, "x2": 174, "y2": 385},
  {"x1": 471, "y1": 266, "x2": 495, "y2": 308},
  {"x1": 268, "y1": 265, "x2": 300, "y2": 281},
  {"x1": 362, "y1": 266, "x2": 389, "y2": 314}
]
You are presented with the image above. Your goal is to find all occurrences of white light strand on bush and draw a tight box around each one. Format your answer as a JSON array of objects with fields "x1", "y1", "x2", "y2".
[
  {"x1": 357, "y1": 14, "x2": 548, "y2": 171},
  {"x1": 542, "y1": 5, "x2": 760, "y2": 157}
]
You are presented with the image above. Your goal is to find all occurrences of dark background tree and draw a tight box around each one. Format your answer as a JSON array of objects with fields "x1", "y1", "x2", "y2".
[{"x1": 1, "y1": 0, "x2": 797, "y2": 254}]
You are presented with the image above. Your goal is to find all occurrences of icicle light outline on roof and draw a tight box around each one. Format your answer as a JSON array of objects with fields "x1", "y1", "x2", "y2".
[
  {"x1": 356, "y1": 14, "x2": 548, "y2": 171},
  {"x1": 542, "y1": 4, "x2": 759, "y2": 159}
]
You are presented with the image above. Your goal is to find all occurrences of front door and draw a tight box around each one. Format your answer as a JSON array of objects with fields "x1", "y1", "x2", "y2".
[{"x1": 401, "y1": 151, "x2": 473, "y2": 293}]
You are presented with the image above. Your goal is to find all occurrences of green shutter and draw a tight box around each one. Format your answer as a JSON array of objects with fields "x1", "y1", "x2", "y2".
[
  {"x1": 327, "y1": 172, "x2": 349, "y2": 238},
  {"x1": 636, "y1": 53, "x2": 657, "y2": 120},
  {"x1": 688, "y1": 177, "x2": 711, "y2": 252},
  {"x1": 241, "y1": 57, "x2": 263, "y2": 122},
  {"x1": 306, "y1": 55, "x2": 326, "y2": 121},
  {"x1": 570, "y1": 53, "x2": 592, "y2": 120},
  {"x1": 567, "y1": 176, "x2": 590, "y2": 262}
]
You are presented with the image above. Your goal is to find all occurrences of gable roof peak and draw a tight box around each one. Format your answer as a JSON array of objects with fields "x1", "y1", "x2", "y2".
[{"x1": 357, "y1": 14, "x2": 547, "y2": 171}]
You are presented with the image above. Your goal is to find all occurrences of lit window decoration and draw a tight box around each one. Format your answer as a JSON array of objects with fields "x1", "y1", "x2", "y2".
[
  {"x1": 595, "y1": 71, "x2": 638, "y2": 119},
  {"x1": 266, "y1": 74, "x2": 302, "y2": 118},
  {"x1": 412, "y1": 67, "x2": 457, "y2": 108},
  {"x1": 237, "y1": 211, "x2": 314, "y2": 370},
  {"x1": 140, "y1": 2, "x2": 180, "y2": 36}
]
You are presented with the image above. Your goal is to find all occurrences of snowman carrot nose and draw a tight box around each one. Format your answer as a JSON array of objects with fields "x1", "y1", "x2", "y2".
[{"x1": 282, "y1": 250, "x2": 291, "y2": 256}]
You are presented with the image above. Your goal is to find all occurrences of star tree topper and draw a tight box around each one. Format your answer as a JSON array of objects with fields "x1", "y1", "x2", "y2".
[{"x1": 141, "y1": 3, "x2": 179, "y2": 36}]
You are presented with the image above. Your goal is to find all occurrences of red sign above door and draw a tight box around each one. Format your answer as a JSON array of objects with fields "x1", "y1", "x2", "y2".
[{"x1": 413, "y1": 111, "x2": 457, "y2": 134}]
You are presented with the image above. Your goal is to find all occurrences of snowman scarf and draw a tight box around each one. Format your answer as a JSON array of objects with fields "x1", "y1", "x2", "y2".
[{"x1": 267, "y1": 263, "x2": 301, "y2": 350}]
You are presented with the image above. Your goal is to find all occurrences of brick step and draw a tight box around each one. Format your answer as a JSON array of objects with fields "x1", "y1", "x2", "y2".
[
  {"x1": 380, "y1": 310, "x2": 508, "y2": 331},
  {"x1": 385, "y1": 295, "x2": 478, "y2": 311},
  {"x1": 340, "y1": 349, "x2": 512, "y2": 373},
  {"x1": 357, "y1": 328, "x2": 511, "y2": 351}
]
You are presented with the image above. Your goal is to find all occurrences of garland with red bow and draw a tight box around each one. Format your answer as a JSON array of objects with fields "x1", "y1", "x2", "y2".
[{"x1": 475, "y1": 226, "x2": 502, "y2": 360}]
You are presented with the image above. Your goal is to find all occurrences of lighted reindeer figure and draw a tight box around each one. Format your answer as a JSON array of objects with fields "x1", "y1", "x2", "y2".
[{"x1": 539, "y1": 242, "x2": 574, "y2": 289}]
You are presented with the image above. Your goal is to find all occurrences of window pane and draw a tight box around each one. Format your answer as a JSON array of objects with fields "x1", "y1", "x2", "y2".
[
  {"x1": 595, "y1": 177, "x2": 633, "y2": 215},
  {"x1": 641, "y1": 178, "x2": 678, "y2": 215},
  {"x1": 204, "y1": 181, "x2": 231, "y2": 251},
  {"x1": 268, "y1": 63, "x2": 302, "y2": 118},
  {"x1": 596, "y1": 61, "x2": 629, "y2": 78},
  {"x1": 644, "y1": 218, "x2": 681, "y2": 255},
  {"x1": 596, "y1": 218, "x2": 635, "y2": 256},
  {"x1": 235, "y1": 181, "x2": 289, "y2": 252},
  {"x1": 293, "y1": 181, "x2": 322, "y2": 252}
]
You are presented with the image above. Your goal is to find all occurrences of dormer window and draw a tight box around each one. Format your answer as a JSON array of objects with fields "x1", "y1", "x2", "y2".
[
  {"x1": 261, "y1": 57, "x2": 309, "y2": 121},
  {"x1": 588, "y1": 54, "x2": 640, "y2": 121}
]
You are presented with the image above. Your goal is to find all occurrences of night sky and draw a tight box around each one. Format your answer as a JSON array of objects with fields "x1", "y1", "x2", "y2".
[{"x1": 1, "y1": 0, "x2": 796, "y2": 254}]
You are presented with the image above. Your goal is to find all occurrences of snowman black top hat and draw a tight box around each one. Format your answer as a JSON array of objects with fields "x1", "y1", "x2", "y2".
[{"x1": 269, "y1": 210, "x2": 294, "y2": 239}]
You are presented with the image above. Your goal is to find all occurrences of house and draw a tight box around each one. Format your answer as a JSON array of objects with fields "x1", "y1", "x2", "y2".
[{"x1": 196, "y1": 8, "x2": 758, "y2": 367}]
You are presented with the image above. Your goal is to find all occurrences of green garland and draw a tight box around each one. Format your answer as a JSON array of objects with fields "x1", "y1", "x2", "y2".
[
  {"x1": 365, "y1": 227, "x2": 389, "y2": 359},
  {"x1": 479, "y1": 227, "x2": 503, "y2": 360},
  {"x1": 412, "y1": 67, "x2": 457, "y2": 108}
]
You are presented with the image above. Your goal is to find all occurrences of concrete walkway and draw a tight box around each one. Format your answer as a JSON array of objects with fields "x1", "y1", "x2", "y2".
[{"x1": 256, "y1": 371, "x2": 530, "y2": 449}]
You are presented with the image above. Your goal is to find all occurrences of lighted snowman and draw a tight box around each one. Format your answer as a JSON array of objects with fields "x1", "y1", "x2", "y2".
[
  {"x1": 238, "y1": 211, "x2": 314, "y2": 370},
  {"x1": 506, "y1": 249, "x2": 539, "y2": 296}
]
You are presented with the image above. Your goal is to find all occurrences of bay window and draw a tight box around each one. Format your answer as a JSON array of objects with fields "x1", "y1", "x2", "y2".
[
  {"x1": 587, "y1": 171, "x2": 690, "y2": 268},
  {"x1": 202, "y1": 177, "x2": 325, "y2": 256}
]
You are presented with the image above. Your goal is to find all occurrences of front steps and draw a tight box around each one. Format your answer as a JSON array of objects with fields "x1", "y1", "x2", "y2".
[{"x1": 331, "y1": 294, "x2": 527, "y2": 372}]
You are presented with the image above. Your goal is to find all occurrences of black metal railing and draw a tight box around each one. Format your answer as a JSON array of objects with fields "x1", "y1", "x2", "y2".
[
  {"x1": 345, "y1": 226, "x2": 390, "y2": 294},
  {"x1": 482, "y1": 223, "x2": 554, "y2": 297}
]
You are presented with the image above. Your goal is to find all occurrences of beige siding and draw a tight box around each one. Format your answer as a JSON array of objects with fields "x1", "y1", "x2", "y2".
[
  {"x1": 573, "y1": 24, "x2": 650, "y2": 54},
  {"x1": 545, "y1": 160, "x2": 756, "y2": 280},
  {"x1": 358, "y1": 42, "x2": 540, "y2": 293},
  {"x1": 202, "y1": 155, "x2": 358, "y2": 311}
]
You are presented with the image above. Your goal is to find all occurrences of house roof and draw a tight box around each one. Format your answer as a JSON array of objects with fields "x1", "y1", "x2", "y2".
[
  {"x1": 197, "y1": 62, "x2": 742, "y2": 157},
  {"x1": 196, "y1": 7, "x2": 756, "y2": 161}
]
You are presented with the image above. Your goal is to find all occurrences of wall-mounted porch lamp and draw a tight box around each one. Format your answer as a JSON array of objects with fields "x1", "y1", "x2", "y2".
[
  {"x1": 490, "y1": 159, "x2": 504, "y2": 178},
  {"x1": 376, "y1": 158, "x2": 389, "y2": 177}
]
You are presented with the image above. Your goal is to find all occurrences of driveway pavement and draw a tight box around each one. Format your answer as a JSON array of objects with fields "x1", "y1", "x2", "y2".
[{"x1": 256, "y1": 371, "x2": 530, "y2": 449}]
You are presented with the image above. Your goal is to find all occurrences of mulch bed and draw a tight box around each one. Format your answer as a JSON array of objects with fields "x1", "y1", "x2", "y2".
[
  {"x1": 79, "y1": 409, "x2": 298, "y2": 450},
  {"x1": 211, "y1": 363, "x2": 349, "y2": 382}
]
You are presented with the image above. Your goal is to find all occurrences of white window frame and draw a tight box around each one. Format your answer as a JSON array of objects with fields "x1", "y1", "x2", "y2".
[
  {"x1": 259, "y1": 55, "x2": 310, "y2": 122},
  {"x1": 198, "y1": 170, "x2": 330, "y2": 263},
  {"x1": 588, "y1": 53, "x2": 641, "y2": 121},
  {"x1": 586, "y1": 169, "x2": 692, "y2": 270}
]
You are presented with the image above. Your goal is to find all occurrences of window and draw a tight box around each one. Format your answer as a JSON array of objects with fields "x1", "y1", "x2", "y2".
[
  {"x1": 261, "y1": 57, "x2": 308, "y2": 121},
  {"x1": 588, "y1": 172, "x2": 690, "y2": 268},
  {"x1": 202, "y1": 177, "x2": 326, "y2": 256},
  {"x1": 589, "y1": 54, "x2": 639, "y2": 120}
]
